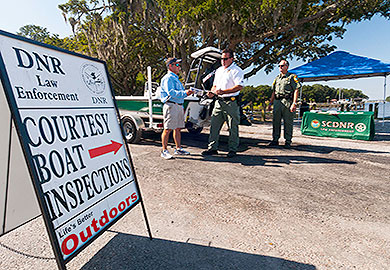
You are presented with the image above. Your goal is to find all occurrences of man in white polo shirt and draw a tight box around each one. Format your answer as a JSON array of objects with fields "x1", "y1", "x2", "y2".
[
  {"x1": 201, "y1": 49, "x2": 244, "y2": 158},
  {"x1": 160, "y1": 57, "x2": 193, "y2": 159}
]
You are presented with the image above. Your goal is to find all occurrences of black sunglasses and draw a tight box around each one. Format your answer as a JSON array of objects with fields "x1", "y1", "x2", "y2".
[
  {"x1": 279, "y1": 64, "x2": 287, "y2": 67},
  {"x1": 221, "y1": 57, "x2": 232, "y2": 61}
]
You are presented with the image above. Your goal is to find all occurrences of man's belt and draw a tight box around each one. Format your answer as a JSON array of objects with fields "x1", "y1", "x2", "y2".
[
  {"x1": 275, "y1": 98, "x2": 293, "y2": 102},
  {"x1": 166, "y1": 100, "x2": 183, "y2": 105},
  {"x1": 275, "y1": 93, "x2": 292, "y2": 100},
  {"x1": 218, "y1": 96, "x2": 238, "y2": 102}
]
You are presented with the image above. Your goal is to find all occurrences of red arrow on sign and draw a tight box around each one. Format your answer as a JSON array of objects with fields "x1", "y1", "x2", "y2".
[{"x1": 88, "y1": 140, "x2": 123, "y2": 159}]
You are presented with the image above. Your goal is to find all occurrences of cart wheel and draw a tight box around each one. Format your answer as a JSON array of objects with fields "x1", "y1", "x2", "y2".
[
  {"x1": 187, "y1": 126, "x2": 203, "y2": 134},
  {"x1": 186, "y1": 121, "x2": 203, "y2": 134},
  {"x1": 122, "y1": 117, "x2": 141, "y2": 143},
  {"x1": 185, "y1": 121, "x2": 203, "y2": 135}
]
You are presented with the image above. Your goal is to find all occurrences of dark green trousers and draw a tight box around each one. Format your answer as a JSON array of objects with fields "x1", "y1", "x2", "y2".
[{"x1": 272, "y1": 100, "x2": 294, "y2": 144}]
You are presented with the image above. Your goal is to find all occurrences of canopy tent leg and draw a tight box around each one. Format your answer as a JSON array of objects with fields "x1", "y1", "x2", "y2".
[
  {"x1": 297, "y1": 85, "x2": 303, "y2": 121},
  {"x1": 383, "y1": 75, "x2": 387, "y2": 127}
]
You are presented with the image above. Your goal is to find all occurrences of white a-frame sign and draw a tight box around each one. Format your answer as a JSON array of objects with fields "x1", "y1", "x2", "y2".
[{"x1": 0, "y1": 30, "x2": 152, "y2": 269}]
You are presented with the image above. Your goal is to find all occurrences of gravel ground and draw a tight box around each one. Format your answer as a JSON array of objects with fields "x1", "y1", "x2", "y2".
[{"x1": 0, "y1": 120, "x2": 389, "y2": 270}]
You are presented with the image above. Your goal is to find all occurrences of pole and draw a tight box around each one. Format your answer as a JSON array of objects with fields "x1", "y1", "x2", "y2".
[
  {"x1": 383, "y1": 75, "x2": 387, "y2": 127},
  {"x1": 140, "y1": 198, "x2": 153, "y2": 240},
  {"x1": 298, "y1": 84, "x2": 303, "y2": 121},
  {"x1": 147, "y1": 66, "x2": 153, "y2": 128},
  {"x1": 338, "y1": 88, "x2": 342, "y2": 111}
]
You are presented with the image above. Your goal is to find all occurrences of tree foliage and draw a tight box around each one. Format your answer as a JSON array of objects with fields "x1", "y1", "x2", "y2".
[
  {"x1": 300, "y1": 84, "x2": 368, "y2": 102},
  {"x1": 31, "y1": 0, "x2": 390, "y2": 95},
  {"x1": 58, "y1": 0, "x2": 167, "y2": 95},
  {"x1": 241, "y1": 85, "x2": 272, "y2": 120},
  {"x1": 242, "y1": 83, "x2": 368, "y2": 105},
  {"x1": 241, "y1": 85, "x2": 272, "y2": 105},
  {"x1": 156, "y1": 0, "x2": 390, "y2": 77},
  {"x1": 17, "y1": 25, "x2": 57, "y2": 43}
]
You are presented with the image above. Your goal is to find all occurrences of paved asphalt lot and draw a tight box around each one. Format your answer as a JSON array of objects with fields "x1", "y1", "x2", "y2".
[{"x1": 0, "y1": 121, "x2": 389, "y2": 270}]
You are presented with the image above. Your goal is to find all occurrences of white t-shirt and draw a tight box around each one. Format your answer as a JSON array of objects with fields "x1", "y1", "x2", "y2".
[{"x1": 213, "y1": 62, "x2": 244, "y2": 97}]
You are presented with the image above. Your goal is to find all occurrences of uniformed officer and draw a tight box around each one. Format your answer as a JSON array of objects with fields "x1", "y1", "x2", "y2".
[{"x1": 267, "y1": 60, "x2": 301, "y2": 149}]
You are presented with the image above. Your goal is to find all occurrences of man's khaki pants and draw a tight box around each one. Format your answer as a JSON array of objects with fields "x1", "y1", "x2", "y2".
[{"x1": 208, "y1": 100, "x2": 240, "y2": 152}]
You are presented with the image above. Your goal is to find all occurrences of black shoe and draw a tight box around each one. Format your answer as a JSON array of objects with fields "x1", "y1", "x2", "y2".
[
  {"x1": 240, "y1": 118, "x2": 252, "y2": 126},
  {"x1": 202, "y1": 149, "x2": 218, "y2": 156},
  {"x1": 283, "y1": 143, "x2": 291, "y2": 149},
  {"x1": 227, "y1": 151, "x2": 237, "y2": 158},
  {"x1": 268, "y1": 141, "x2": 279, "y2": 146}
]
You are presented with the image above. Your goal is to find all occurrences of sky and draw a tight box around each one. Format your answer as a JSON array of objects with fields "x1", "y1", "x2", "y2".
[
  {"x1": 1, "y1": 1, "x2": 390, "y2": 100},
  {"x1": 245, "y1": 15, "x2": 390, "y2": 101}
]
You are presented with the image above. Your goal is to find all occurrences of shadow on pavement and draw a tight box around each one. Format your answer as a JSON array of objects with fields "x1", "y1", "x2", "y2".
[
  {"x1": 292, "y1": 143, "x2": 389, "y2": 154},
  {"x1": 81, "y1": 232, "x2": 316, "y2": 270},
  {"x1": 141, "y1": 131, "x2": 210, "y2": 148},
  {"x1": 140, "y1": 131, "x2": 388, "y2": 155},
  {"x1": 373, "y1": 133, "x2": 390, "y2": 141},
  {"x1": 177, "y1": 154, "x2": 356, "y2": 167}
]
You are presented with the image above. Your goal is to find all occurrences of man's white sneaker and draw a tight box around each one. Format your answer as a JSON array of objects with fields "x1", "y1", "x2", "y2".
[
  {"x1": 174, "y1": 148, "x2": 190, "y2": 155},
  {"x1": 161, "y1": 150, "x2": 173, "y2": 159}
]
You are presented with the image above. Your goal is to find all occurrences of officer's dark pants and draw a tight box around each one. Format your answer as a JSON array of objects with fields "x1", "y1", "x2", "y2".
[
  {"x1": 208, "y1": 99, "x2": 240, "y2": 152},
  {"x1": 272, "y1": 100, "x2": 294, "y2": 144}
]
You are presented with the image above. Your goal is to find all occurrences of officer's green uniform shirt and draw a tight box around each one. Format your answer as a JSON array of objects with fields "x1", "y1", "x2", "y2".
[{"x1": 272, "y1": 72, "x2": 301, "y2": 107}]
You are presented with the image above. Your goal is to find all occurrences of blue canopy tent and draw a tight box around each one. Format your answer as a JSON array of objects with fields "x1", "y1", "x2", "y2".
[{"x1": 289, "y1": 51, "x2": 390, "y2": 122}]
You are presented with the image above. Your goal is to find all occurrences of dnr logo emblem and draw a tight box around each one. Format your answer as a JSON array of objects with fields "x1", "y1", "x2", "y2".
[
  {"x1": 311, "y1": 119, "x2": 320, "y2": 128},
  {"x1": 81, "y1": 63, "x2": 106, "y2": 95},
  {"x1": 355, "y1": 123, "x2": 366, "y2": 132}
]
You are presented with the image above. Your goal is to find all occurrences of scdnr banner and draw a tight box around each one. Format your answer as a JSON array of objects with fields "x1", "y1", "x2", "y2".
[
  {"x1": 301, "y1": 111, "x2": 375, "y2": 141},
  {"x1": 0, "y1": 30, "x2": 141, "y2": 264}
]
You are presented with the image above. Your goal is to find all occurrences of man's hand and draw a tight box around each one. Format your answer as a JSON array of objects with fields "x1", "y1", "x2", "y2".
[
  {"x1": 186, "y1": 89, "x2": 194, "y2": 96},
  {"x1": 206, "y1": 91, "x2": 215, "y2": 98},
  {"x1": 290, "y1": 103, "x2": 297, "y2": 112},
  {"x1": 207, "y1": 88, "x2": 223, "y2": 98},
  {"x1": 214, "y1": 89, "x2": 224, "y2": 95}
]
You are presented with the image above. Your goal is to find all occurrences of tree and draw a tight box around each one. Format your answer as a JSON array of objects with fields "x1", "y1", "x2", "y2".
[
  {"x1": 59, "y1": 0, "x2": 168, "y2": 95},
  {"x1": 301, "y1": 84, "x2": 368, "y2": 102},
  {"x1": 341, "y1": 88, "x2": 369, "y2": 100},
  {"x1": 17, "y1": 25, "x2": 55, "y2": 43},
  {"x1": 241, "y1": 85, "x2": 272, "y2": 121},
  {"x1": 58, "y1": 0, "x2": 390, "y2": 94},
  {"x1": 386, "y1": 96, "x2": 390, "y2": 102},
  {"x1": 156, "y1": 0, "x2": 390, "y2": 77}
]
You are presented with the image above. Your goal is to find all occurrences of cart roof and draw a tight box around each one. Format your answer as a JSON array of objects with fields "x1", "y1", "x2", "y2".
[{"x1": 190, "y1": 47, "x2": 221, "y2": 63}]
